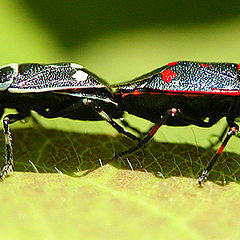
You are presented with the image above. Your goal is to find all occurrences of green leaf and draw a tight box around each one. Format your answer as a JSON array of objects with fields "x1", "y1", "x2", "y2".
[{"x1": 0, "y1": 123, "x2": 240, "y2": 239}]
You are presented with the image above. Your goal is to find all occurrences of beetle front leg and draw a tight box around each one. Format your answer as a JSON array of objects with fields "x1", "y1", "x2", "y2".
[
  {"x1": 0, "y1": 113, "x2": 30, "y2": 179},
  {"x1": 0, "y1": 116, "x2": 14, "y2": 179}
]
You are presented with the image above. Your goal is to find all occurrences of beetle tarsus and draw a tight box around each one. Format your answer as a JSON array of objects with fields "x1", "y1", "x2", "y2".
[{"x1": 198, "y1": 170, "x2": 208, "y2": 185}]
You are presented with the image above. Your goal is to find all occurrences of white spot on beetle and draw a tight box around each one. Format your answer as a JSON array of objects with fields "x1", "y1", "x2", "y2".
[
  {"x1": 72, "y1": 70, "x2": 88, "y2": 82},
  {"x1": 10, "y1": 63, "x2": 19, "y2": 77},
  {"x1": 71, "y1": 63, "x2": 83, "y2": 69}
]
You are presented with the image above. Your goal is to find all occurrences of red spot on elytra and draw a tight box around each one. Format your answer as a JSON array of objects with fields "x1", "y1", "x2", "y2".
[
  {"x1": 237, "y1": 64, "x2": 240, "y2": 71},
  {"x1": 161, "y1": 69, "x2": 177, "y2": 83},
  {"x1": 200, "y1": 63, "x2": 211, "y2": 68},
  {"x1": 168, "y1": 61, "x2": 178, "y2": 66}
]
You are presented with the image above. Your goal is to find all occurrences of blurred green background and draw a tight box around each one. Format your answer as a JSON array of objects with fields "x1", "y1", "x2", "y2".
[
  {"x1": 1, "y1": 1, "x2": 240, "y2": 239},
  {"x1": 2, "y1": 0, "x2": 240, "y2": 75}
]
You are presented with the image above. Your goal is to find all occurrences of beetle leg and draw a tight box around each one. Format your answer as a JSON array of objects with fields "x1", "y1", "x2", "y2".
[
  {"x1": 114, "y1": 108, "x2": 179, "y2": 159},
  {"x1": 83, "y1": 99, "x2": 141, "y2": 142},
  {"x1": 198, "y1": 123, "x2": 239, "y2": 185},
  {"x1": 0, "y1": 112, "x2": 29, "y2": 179}
]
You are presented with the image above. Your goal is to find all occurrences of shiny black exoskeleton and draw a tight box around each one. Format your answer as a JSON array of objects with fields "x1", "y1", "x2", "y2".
[
  {"x1": 0, "y1": 63, "x2": 139, "y2": 179},
  {"x1": 113, "y1": 61, "x2": 240, "y2": 184}
]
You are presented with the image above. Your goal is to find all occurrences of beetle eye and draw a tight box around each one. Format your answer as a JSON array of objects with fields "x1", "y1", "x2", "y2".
[{"x1": 0, "y1": 67, "x2": 14, "y2": 83}]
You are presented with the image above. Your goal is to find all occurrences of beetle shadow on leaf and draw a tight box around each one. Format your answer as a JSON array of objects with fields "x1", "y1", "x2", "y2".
[
  {"x1": 3, "y1": 127, "x2": 240, "y2": 185},
  {"x1": 112, "y1": 136, "x2": 240, "y2": 185}
]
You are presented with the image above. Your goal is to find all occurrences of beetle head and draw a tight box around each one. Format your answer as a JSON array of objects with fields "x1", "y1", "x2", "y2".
[{"x1": 0, "y1": 64, "x2": 17, "y2": 91}]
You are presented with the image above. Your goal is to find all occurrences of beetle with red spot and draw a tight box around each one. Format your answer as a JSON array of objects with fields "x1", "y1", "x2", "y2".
[{"x1": 113, "y1": 61, "x2": 240, "y2": 185}]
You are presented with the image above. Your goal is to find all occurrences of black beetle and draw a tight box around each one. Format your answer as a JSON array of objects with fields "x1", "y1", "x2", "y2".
[
  {"x1": 113, "y1": 61, "x2": 240, "y2": 184},
  {"x1": 0, "y1": 63, "x2": 140, "y2": 179}
]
